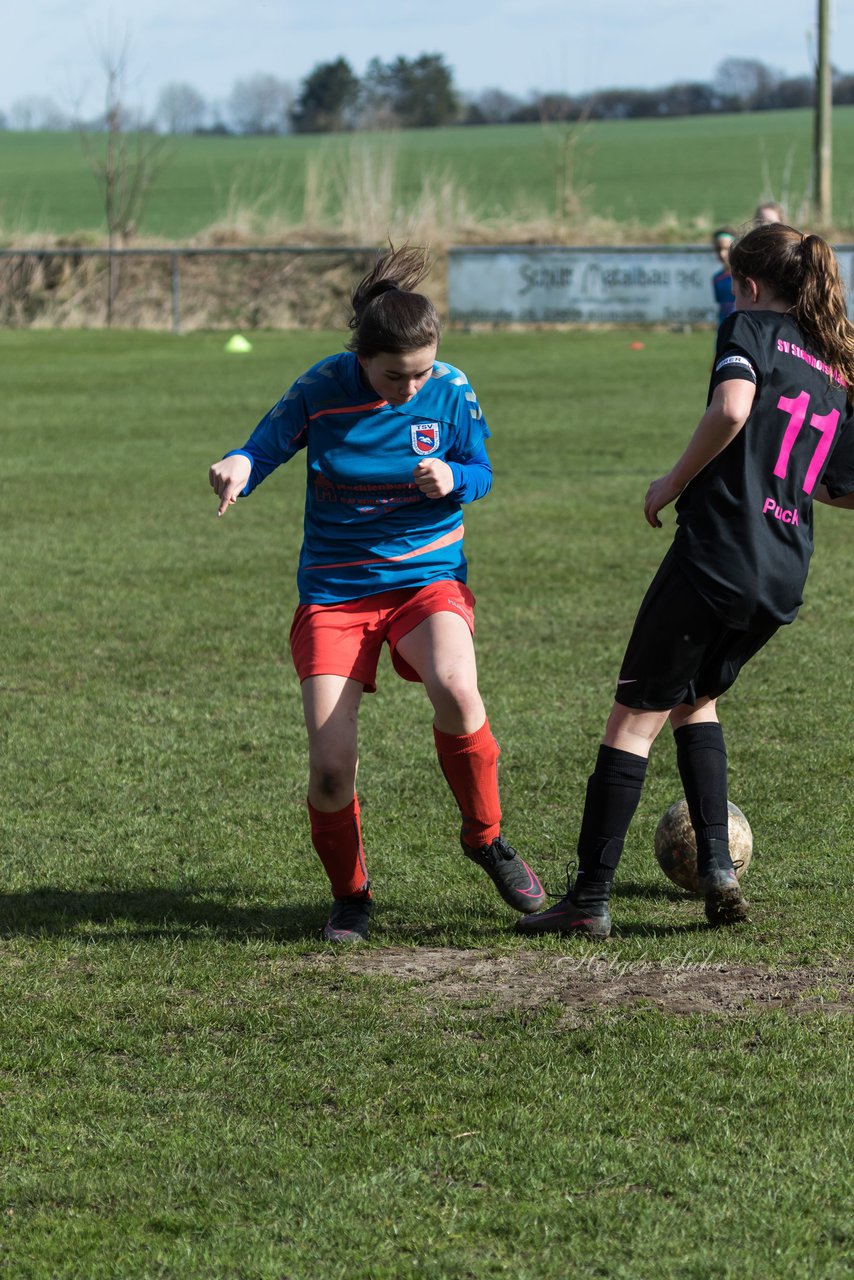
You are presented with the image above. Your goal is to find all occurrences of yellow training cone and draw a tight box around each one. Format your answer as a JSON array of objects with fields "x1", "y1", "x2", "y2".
[{"x1": 225, "y1": 334, "x2": 252, "y2": 353}]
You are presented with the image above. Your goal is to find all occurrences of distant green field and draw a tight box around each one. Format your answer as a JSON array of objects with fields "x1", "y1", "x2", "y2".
[{"x1": 3, "y1": 109, "x2": 854, "y2": 241}]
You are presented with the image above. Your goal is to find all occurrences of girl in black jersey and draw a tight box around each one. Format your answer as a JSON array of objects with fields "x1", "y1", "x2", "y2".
[{"x1": 519, "y1": 223, "x2": 854, "y2": 939}]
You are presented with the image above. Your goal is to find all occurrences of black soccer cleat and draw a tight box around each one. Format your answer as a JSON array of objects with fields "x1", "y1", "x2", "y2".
[
  {"x1": 322, "y1": 888, "x2": 373, "y2": 944},
  {"x1": 515, "y1": 889, "x2": 612, "y2": 940},
  {"x1": 700, "y1": 866, "x2": 749, "y2": 926},
  {"x1": 461, "y1": 835, "x2": 546, "y2": 914}
]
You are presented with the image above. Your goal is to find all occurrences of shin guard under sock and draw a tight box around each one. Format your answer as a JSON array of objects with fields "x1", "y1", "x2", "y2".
[
  {"x1": 574, "y1": 744, "x2": 648, "y2": 900},
  {"x1": 674, "y1": 722, "x2": 731, "y2": 876},
  {"x1": 307, "y1": 795, "x2": 369, "y2": 899},
  {"x1": 433, "y1": 719, "x2": 501, "y2": 848}
]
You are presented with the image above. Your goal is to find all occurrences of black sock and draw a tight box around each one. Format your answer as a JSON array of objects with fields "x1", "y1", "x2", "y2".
[
  {"x1": 574, "y1": 744, "x2": 648, "y2": 899},
  {"x1": 674, "y1": 722, "x2": 732, "y2": 876}
]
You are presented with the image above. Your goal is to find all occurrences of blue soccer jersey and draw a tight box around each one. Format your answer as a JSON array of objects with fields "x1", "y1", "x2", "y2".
[
  {"x1": 712, "y1": 266, "x2": 736, "y2": 324},
  {"x1": 227, "y1": 352, "x2": 493, "y2": 604}
]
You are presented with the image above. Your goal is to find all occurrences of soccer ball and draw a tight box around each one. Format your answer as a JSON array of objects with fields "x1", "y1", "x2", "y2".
[{"x1": 653, "y1": 799, "x2": 753, "y2": 894}]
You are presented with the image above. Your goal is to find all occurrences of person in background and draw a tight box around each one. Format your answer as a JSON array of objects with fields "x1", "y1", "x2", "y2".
[
  {"x1": 517, "y1": 222, "x2": 854, "y2": 941},
  {"x1": 711, "y1": 228, "x2": 736, "y2": 326},
  {"x1": 208, "y1": 245, "x2": 545, "y2": 944},
  {"x1": 755, "y1": 201, "x2": 785, "y2": 224}
]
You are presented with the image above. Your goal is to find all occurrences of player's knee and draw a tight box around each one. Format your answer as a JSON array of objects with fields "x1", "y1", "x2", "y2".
[
  {"x1": 309, "y1": 757, "x2": 356, "y2": 801},
  {"x1": 431, "y1": 671, "x2": 480, "y2": 717},
  {"x1": 669, "y1": 699, "x2": 717, "y2": 731}
]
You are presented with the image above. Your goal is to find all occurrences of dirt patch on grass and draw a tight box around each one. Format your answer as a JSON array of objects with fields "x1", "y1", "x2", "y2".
[{"x1": 309, "y1": 947, "x2": 853, "y2": 1019}]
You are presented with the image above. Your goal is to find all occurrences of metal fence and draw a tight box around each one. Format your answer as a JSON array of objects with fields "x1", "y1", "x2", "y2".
[{"x1": 0, "y1": 245, "x2": 379, "y2": 333}]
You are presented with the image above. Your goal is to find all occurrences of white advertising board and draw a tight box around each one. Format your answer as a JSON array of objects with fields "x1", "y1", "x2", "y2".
[{"x1": 448, "y1": 245, "x2": 854, "y2": 326}]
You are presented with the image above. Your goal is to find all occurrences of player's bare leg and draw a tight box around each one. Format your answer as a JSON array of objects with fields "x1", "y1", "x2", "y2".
[
  {"x1": 395, "y1": 612, "x2": 545, "y2": 913},
  {"x1": 394, "y1": 609, "x2": 485, "y2": 735}
]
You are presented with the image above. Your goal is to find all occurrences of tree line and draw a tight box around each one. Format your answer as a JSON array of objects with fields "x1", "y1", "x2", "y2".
[{"x1": 5, "y1": 54, "x2": 854, "y2": 136}]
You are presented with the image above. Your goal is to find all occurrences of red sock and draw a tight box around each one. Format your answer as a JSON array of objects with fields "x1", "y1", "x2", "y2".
[
  {"x1": 433, "y1": 719, "x2": 501, "y2": 849},
  {"x1": 307, "y1": 795, "x2": 370, "y2": 899}
]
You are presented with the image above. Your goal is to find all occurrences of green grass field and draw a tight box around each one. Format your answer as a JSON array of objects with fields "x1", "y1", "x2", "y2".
[
  {"x1": 3, "y1": 109, "x2": 854, "y2": 240},
  {"x1": 1, "y1": 327, "x2": 851, "y2": 1278}
]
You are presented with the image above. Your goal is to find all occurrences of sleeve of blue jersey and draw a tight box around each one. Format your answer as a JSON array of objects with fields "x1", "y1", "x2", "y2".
[
  {"x1": 225, "y1": 387, "x2": 310, "y2": 496},
  {"x1": 446, "y1": 443, "x2": 493, "y2": 503},
  {"x1": 436, "y1": 366, "x2": 493, "y2": 502}
]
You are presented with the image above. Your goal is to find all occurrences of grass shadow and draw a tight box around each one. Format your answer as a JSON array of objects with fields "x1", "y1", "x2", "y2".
[
  {"x1": 0, "y1": 887, "x2": 524, "y2": 947},
  {"x1": 610, "y1": 920, "x2": 712, "y2": 939},
  {"x1": 0, "y1": 885, "x2": 714, "y2": 947},
  {"x1": 0, "y1": 887, "x2": 319, "y2": 942},
  {"x1": 615, "y1": 879, "x2": 697, "y2": 903}
]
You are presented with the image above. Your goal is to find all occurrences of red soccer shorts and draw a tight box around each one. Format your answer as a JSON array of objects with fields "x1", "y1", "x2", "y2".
[{"x1": 289, "y1": 580, "x2": 476, "y2": 692}]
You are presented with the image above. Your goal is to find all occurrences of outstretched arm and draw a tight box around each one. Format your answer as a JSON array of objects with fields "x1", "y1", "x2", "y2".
[
  {"x1": 644, "y1": 379, "x2": 756, "y2": 528},
  {"x1": 207, "y1": 379, "x2": 312, "y2": 516}
]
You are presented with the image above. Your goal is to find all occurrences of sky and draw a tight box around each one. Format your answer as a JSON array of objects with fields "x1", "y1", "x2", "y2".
[{"x1": 2, "y1": 0, "x2": 852, "y2": 120}]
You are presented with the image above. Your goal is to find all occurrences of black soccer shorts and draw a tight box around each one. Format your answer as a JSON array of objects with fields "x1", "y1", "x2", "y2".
[{"x1": 614, "y1": 547, "x2": 781, "y2": 710}]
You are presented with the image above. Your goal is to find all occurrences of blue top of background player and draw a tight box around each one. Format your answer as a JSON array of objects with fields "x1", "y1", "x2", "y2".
[
  {"x1": 216, "y1": 246, "x2": 492, "y2": 604},
  {"x1": 711, "y1": 227, "x2": 736, "y2": 325}
]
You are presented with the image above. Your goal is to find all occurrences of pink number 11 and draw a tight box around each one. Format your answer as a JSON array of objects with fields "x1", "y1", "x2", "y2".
[{"x1": 774, "y1": 392, "x2": 839, "y2": 494}]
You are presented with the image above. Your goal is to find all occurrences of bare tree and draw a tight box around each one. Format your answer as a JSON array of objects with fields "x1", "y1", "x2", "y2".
[
  {"x1": 462, "y1": 88, "x2": 523, "y2": 125},
  {"x1": 80, "y1": 30, "x2": 169, "y2": 324},
  {"x1": 228, "y1": 74, "x2": 293, "y2": 135},
  {"x1": 155, "y1": 82, "x2": 207, "y2": 135},
  {"x1": 9, "y1": 96, "x2": 68, "y2": 130},
  {"x1": 713, "y1": 58, "x2": 779, "y2": 110}
]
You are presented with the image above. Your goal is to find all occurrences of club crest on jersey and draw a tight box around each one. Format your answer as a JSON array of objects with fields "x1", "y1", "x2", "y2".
[{"x1": 411, "y1": 422, "x2": 440, "y2": 455}]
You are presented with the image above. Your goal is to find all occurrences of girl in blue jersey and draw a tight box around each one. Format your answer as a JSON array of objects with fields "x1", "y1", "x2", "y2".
[
  {"x1": 711, "y1": 228, "x2": 736, "y2": 325},
  {"x1": 209, "y1": 246, "x2": 545, "y2": 942},
  {"x1": 518, "y1": 222, "x2": 854, "y2": 940}
]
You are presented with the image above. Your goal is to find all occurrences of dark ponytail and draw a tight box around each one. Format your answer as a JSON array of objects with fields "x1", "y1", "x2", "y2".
[
  {"x1": 347, "y1": 244, "x2": 440, "y2": 357},
  {"x1": 729, "y1": 223, "x2": 854, "y2": 398}
]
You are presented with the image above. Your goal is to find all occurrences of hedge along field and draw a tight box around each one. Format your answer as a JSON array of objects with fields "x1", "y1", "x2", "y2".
[
  {"x1": 0, "y1": 326, "x2": 852, "y2": 1278},
  {"x1": 3, "y1": 107, "x2": 854, "y2": 242}
]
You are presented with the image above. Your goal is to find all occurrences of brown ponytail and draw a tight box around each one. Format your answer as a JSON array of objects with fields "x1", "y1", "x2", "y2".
[
  {"x1": 795, "y1": 234, "x2": 854, "y2": 395},
  {"x1": 347, "y1": 244, "x2": 440, "y2": 357},
  {"x1": 729, "y1": 223, "x2": 854, "y2": 399}
]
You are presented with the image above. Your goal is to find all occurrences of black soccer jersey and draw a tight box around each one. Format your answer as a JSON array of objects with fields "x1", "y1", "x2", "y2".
[
  {"x1": 673, "y1": 310, "x2": 854, "y2": 627},
  {"x1": 822, "y1": 406, "x2": 854, "y2": 498}
]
